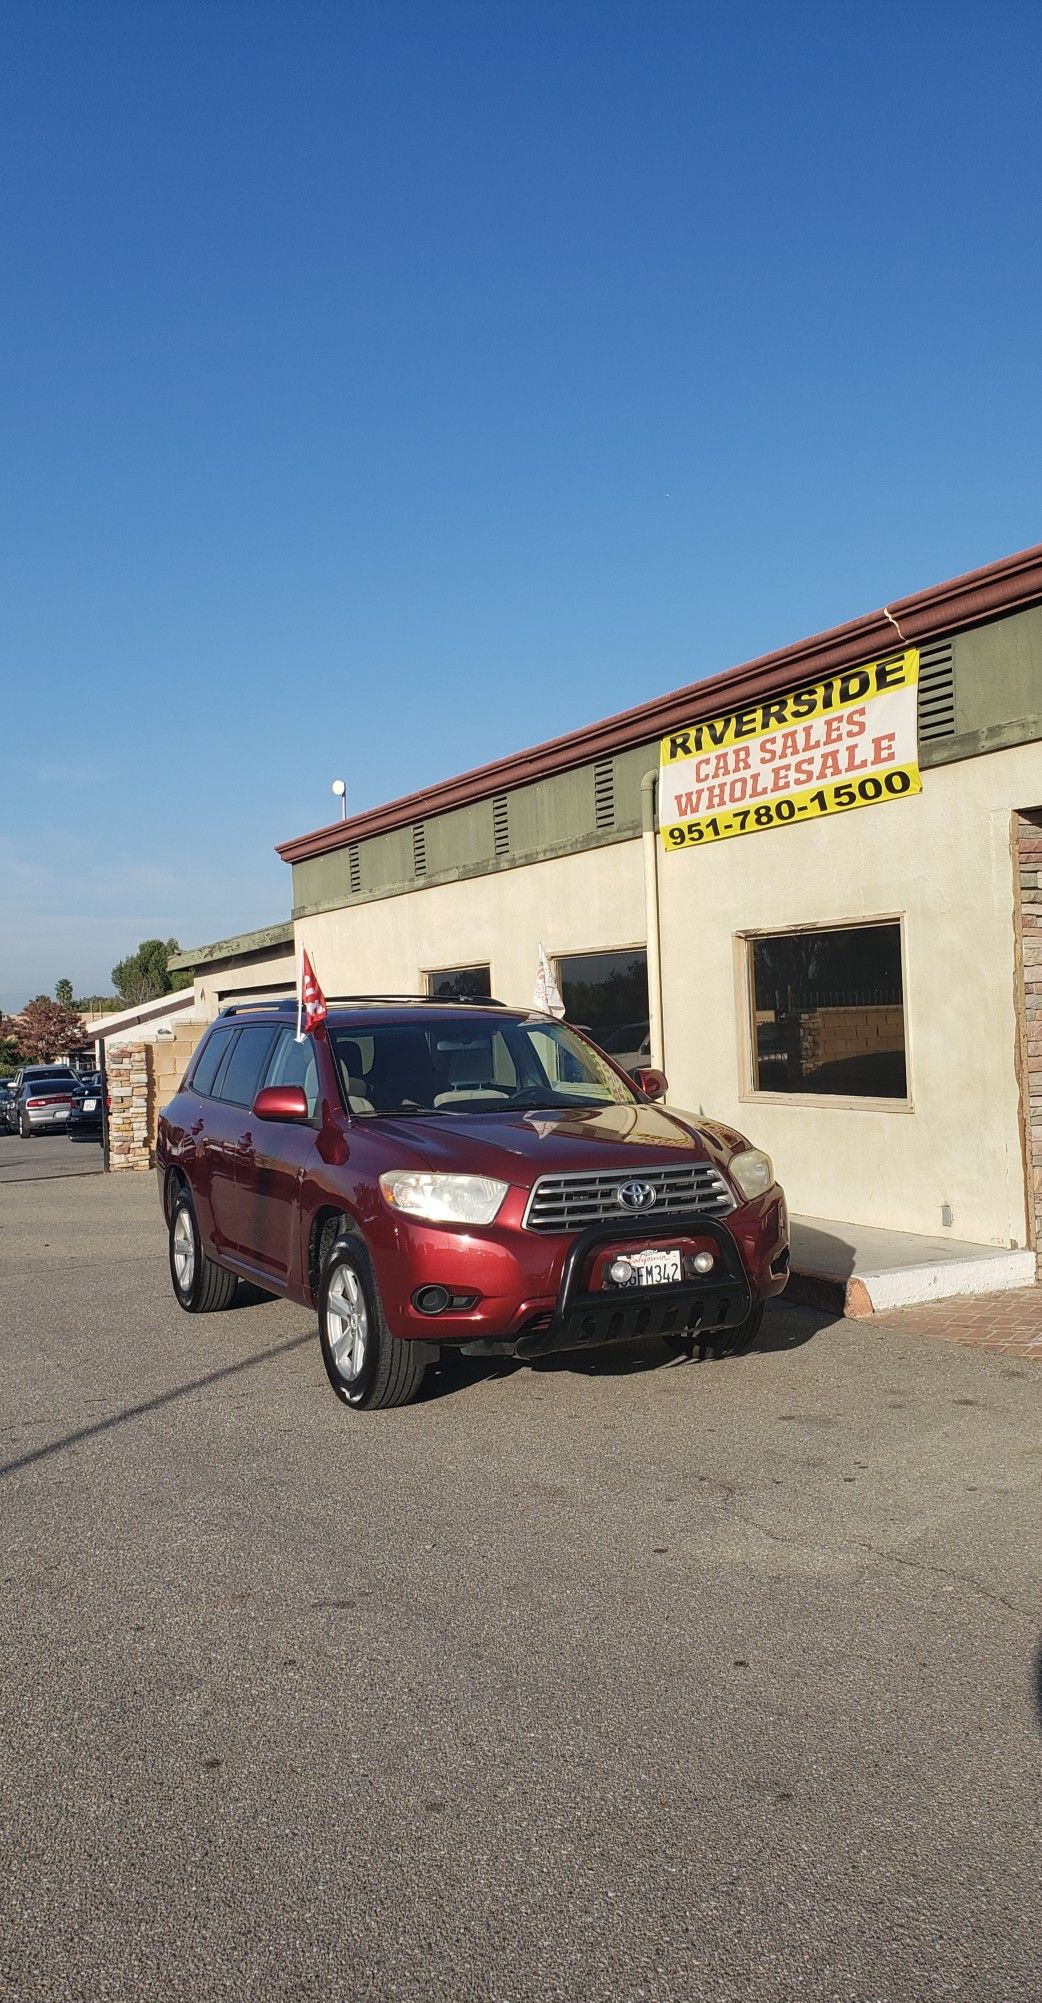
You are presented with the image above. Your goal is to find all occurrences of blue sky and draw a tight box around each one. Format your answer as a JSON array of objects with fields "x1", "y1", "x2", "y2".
[{"x1": 2, "y1": 1, "x2": 1040, "y2": 1010}]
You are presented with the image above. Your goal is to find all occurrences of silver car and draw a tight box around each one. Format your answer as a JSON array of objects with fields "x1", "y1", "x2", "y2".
[{"x1": 12, "y1": 1066, "x2": 83, "y2": 1137}]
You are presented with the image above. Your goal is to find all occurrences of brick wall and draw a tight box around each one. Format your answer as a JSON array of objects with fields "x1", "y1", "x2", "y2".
[
  {"x1": 1015, "y1": 811, "x2": 1042, "y2": 1276},
  {"x1": 148, "y1": 1025, "x2": 207, "y2": 1148},
  {"x1": 799, "y1": 1005, "x2": 904, "y2": 1073},
  {"x1": 105, "y1": 1022, "x2": 207, "y2": 1171}
]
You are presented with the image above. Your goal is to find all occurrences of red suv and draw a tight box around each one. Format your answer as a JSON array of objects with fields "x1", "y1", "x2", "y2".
[{"x1": 156, "y1": 997, "x2": 789, "y2": 1410}]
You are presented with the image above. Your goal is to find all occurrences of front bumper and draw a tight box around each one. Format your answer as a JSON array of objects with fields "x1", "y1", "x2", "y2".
[
  {"x1": 512, "y1": 1213, "x2": 753, "y2": 1359},
  {"x1": 378, "y1": 1183, "x2": 788, "y2": 1346}
]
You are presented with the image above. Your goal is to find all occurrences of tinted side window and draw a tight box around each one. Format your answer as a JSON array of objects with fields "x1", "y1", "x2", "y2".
[
  {"x1": 215, "y1": 1025, "x2": 279, "y2": 1107},
  {"x1": 191, "y1": 1029, "x2": 234, "y2": 1098},
  {"x1": 263, "y1": 1028, "x2": 320, "y2": 1118}
]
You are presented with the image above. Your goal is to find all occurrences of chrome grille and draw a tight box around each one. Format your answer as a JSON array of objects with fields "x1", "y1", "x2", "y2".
[{"x1": 523, "y1": 1163, "x2": 735, "y2": 1233}]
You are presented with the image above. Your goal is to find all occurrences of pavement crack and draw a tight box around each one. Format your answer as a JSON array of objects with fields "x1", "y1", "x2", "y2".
[
  {"x1": 857, "y1": 1542, "x2": 1037, "y2": 1626},
  {"x1": 731, "y1": 1505, "x2": 1038, "y2": 1625}
]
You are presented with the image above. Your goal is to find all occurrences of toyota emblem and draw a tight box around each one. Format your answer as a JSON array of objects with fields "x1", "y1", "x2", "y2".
[{"x1": 617, "y1": 1180, "x2": 657, "y2": 1210}]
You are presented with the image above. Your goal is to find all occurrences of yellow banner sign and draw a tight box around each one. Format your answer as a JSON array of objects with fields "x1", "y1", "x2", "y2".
[{"x1": 660, "y1": 649, "x2": 921, "y2": 850}]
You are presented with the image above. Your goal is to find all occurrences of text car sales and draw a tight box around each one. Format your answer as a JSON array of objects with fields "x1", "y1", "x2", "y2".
[{"x1": 668, "y1": 707, "x2": 896, "y2": 817}]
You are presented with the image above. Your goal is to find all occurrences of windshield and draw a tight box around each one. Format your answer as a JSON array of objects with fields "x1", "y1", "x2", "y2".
[{"x1": 330, "y1": 1018, "x2": 637, "y2": 1117}]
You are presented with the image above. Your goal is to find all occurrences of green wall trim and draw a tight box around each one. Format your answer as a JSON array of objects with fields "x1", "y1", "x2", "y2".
[
  {"x1": 920, "y1": 713, "x2": 1042, "y2": 769},
  {"x1": 292, "y1": 822, "x2": 643, "y2": 921}
]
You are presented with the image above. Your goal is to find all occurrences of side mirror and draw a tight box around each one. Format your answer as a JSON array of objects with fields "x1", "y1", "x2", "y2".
[
  {"x1": 634, "y1": 1067, "x2": 668, "y2": 1103},
  {"x1": 252, "y1": 1084, "x2": 310, "y2": 1123}
]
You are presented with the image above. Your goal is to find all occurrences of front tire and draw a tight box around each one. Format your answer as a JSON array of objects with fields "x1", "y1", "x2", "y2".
[
  {"x1": 664, "y1": 1301, "x2": 765, "y2": 1362},
  {"x1": 318, "y1": 1237, "x2": 428, "y2": 1410},
  {"x1": 169, "y1": 1187, "x2": 238, "y2": 1313}
]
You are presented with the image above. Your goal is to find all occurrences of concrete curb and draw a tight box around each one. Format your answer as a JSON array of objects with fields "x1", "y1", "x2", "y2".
[{"x1": 787, "y1": 1247, "x2": 1038, "y2": 1320}]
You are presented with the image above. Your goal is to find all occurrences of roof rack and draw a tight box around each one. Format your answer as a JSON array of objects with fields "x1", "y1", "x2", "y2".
[
  {"x1": 325, "y1": 993, "x2": 509, "y2": 1008},
  {"x1": 219, "y1": 996, "x2": 297, "y2": 1016},
  {"x1": 218, "y1": 993, "x2": 510, "y2": 1017}
]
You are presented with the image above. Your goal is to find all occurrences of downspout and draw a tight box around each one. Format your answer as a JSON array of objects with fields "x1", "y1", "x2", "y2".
[{"x1": 641, "y1": 769, "x2": 665, "y2": 1072}]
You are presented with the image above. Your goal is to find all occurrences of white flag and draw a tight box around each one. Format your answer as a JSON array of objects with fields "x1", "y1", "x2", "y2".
[{"x1": 532, "y1": 943, "x2": 565, "y2": 1018}]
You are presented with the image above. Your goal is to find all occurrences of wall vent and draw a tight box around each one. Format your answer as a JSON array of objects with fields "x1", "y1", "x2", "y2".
[
  {"x1": 412, "y1": 822, "x2": 428, "y2": 877},
  {"x1": 348, "y1": 843, "x2": 362, "y2": 896},
  {"x1": 492, "y1": 793, "x2": 510, "y2": 856},
  {"x1": 594, "y1": 758, "x2": 615, "y2": 830},
  {"x1": 917, "y1": 638, "x2": 956, "y2": 743}
]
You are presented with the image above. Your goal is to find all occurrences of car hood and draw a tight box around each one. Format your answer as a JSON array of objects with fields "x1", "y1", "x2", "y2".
[{"x1": 369, "y1": 1099, "x2": 736, "y2": 1184}]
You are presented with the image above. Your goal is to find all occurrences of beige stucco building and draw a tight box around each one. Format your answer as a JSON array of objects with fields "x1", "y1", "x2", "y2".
[{"x1": 276, "y1": 545, "x2": 1042, "y2": 1262}]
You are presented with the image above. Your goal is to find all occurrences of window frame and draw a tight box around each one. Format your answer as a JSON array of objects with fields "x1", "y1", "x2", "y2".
[{"x1": 735, "y1": 913, "x2": 913, "y2": 1113}]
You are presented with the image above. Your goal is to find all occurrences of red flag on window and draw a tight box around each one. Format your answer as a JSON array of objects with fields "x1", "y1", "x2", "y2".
[{"x1": 296, "y1": 946, "x2": 328, "y2": 1040}]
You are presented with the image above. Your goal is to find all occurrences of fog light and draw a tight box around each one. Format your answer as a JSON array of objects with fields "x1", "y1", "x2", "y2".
[
  {"x1": 413, "y1": 1285, "x2": 451, "y2": 1316},
  {"x1": 609, "y1": 1257, "x2": 634, "y2": 1286},
  {"x1": 692, "y1": 1251, "x2": 715, "y2": 1274}
]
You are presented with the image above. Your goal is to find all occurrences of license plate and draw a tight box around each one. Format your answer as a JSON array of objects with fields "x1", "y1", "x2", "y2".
[
  {"x1": 53, "y1": 1108, "x2": 69, "y2": 1120},
  {"x1": 82, "y1": 1098, "x2": 97, "y2": 1111},
  {"x1": 626, "y1": 1247, "x2": 682, "y2": 1287}
]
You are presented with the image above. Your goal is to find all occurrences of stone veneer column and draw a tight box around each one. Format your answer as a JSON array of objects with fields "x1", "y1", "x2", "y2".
[
  {"x1": 106, "y1": 1042, "x2": 152, "y2": 1171},
  {"x1": 1016, "y1": 812, "x2": 1042, "y2": 1276}
]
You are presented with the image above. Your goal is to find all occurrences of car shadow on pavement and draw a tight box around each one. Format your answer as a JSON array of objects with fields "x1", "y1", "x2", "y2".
[
  {"x1": 549, "y1": 1302, "x2": 835, "y2": 1378},
  {"x1": 424, "y1": 1295, "x2": 842, "y2": 1400},
  {"x1": 231, "y1": 1281, "x2": 280, "y2": 1309},
  {"x1": 0, "y1": 1332, "x2": 315, "y2": 1480},
  {"x1": 425, "y1": 1303, "x2": 836, "y2": 1400}
]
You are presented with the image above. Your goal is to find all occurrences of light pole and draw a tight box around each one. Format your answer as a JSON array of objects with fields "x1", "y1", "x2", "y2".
[{"x1": 331, "y1": 778, "x2": 347, "y2": 822}]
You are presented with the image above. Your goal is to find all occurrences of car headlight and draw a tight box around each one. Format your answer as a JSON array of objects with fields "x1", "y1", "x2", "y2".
[
  {"x1": 378, "y1": 1171, "x2": 509, "y2": 1226},
  {"x1": 728, "y1": 1148, "x2": 774, "y2": 1201}
]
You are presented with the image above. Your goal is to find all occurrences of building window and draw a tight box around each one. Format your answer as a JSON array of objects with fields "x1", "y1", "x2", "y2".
[
  {"x1": 555, "y1": 949, "x2": 649, "y2": 1069},
  {"x1": 746, "y1": 921, "x2": 907, "y2": 1100},
  {"x1": 425, "y1": 964, "x2": 492, "y2": 1000}
]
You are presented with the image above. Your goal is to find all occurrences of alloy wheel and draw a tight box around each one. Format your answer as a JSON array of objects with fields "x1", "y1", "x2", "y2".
[
  {"x1": 172, "y1": 1207, "x2": 196, "y2": 1293},
  {"x1": 325, "y1": 1262, "x2": 369, "y2": 1384}
]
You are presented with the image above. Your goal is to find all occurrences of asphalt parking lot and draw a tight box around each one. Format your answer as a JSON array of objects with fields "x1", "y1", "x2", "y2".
[
  {"x1": 0, "y1": 1127, "x2": 103, "y2": 1185},
  {"x1": 4, "y1": 1171, "x2": 1042, "y2": 2003}
]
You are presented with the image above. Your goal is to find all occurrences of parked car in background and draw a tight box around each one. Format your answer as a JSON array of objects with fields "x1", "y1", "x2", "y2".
[
  {"x1": 68, "y1": 1071, "x2": 106, "y2": 1143},
  {"x1": 9, "y1": 1065, "x2": 84, "y2": 1137},
  {"x1": 0, "y1": 1080, "x2": 16, "y2": 1133},
  {"x1": 157, "y1": 996, "x2": 789, "y2": 1413}
]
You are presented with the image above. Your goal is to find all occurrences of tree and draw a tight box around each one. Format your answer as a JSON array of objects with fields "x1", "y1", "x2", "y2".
[
  {"x1": 0, "y1": 997, "x2": 88, "y2": 1064},
  {"x1": 110, "y1": 937, "x2": 190, "y2": 1006},
  {"x1": 55, "y1": 977, "x2": 74, "y2": 1008}
]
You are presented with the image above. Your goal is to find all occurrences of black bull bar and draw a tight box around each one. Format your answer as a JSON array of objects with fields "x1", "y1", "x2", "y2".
[{"x1": 512, "y1": 1212, "x2": 753, "y2": 1361}]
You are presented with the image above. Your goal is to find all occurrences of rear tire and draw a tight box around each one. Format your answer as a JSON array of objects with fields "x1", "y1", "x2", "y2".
[
  {"x1": 169, "y1": 1187, "x2": 238, "y2": 1313},
  {"x1": 318, "y1": 1236, "x2": 428, "y2": 1410}
]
